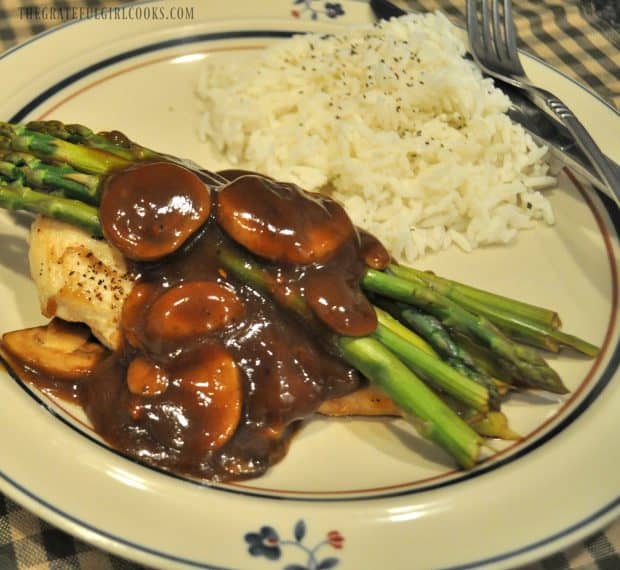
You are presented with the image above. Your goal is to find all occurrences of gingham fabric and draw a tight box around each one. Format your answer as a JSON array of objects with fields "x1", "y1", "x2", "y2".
[
  {"x1": 403, "y1": 0, "x2": 620, "y2": 109},
  {"x1": 0, "y1": 1, "x2": 619, "y2": 569},
  {"x1": 0, "y1": 496, "x2": 143, "y2": 569}
]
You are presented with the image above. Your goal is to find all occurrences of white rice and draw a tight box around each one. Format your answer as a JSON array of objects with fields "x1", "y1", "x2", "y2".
[{"x1": 197, "y1": 12, "x2": 556, "y2": 263}]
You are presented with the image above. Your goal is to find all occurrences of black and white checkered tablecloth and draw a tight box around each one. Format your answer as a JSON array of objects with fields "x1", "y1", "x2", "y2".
[{"x1": 0, "y1": 1, "x2": 618, "y2": 569}]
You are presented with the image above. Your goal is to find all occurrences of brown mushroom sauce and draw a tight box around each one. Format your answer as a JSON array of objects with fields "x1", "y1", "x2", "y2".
[{"x1": 5, "y1": 162, "x2": 391, "y2": 482}]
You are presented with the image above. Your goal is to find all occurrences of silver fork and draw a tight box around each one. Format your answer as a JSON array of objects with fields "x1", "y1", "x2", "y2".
[{"x1": 466, "y1": 0, "x2": 620, "y2": 205}]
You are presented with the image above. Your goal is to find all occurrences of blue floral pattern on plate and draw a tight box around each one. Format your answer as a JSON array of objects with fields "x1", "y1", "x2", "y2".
[
  {"x1": 291, "y1": 1, "x2": 346, "y2": 20},
  {"x1": 245, "y1": 519, "x2": 344, "y2": 569}
]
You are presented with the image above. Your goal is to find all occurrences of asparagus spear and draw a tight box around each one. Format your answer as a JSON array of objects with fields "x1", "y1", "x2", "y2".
[
  {"x1": 469, "y1": 411, "x2": 520, "y2": 440},
  {"x1": 388, "y1": 264, "x2": 598, "y2": 356},
  {"x1": 374, "y1": 306, "x2": 436, "y2": 356},
  {"x1": 375, "y1": 307, "x2": 523, "y2": 436},
  {"x1": 0, "y1": 154, "x2": 99, "y2": 203},
  {"x1": 437, "y1": 392, "x2": 519, "y2": 440},
  {"x1": 450, "y1": 330, "x2": 521, "y2": 386},
  {"x1": 362, "y1": 268, "x2": 568, "y2": 394},
  {"x1": 339, "y1": 336, "x2": 482, "y2": 468},
  {"x1": 26, "y1": 121, "x2": 159, "y2": 162},
  {"x1": 375, "y1": 300, "x2": 503, "y2": 407},
  {"x1": 0, "y1": 178, "x2": 101, "y2": 235},
  {"x1": 372, "y1": 317, "x2": 490, "y2": 412},
  {"x1": 0, "y1": 122, "x2": 131, "y2": 174},
  {"x1": 389, "y1": 264, "x2": 560, "y2": 329},
  {"x1": 377, "y1": 299, "x2": 476, "y2": 367}
]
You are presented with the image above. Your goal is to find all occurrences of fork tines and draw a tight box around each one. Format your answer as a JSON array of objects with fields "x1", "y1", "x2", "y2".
[{"x1": 466, "y1": 0, "x2": 525, "y2": 77}]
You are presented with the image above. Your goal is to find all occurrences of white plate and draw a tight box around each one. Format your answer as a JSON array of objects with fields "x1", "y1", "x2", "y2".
[{"x1": 0, "y1": 1, "x2": 618, "y2": 569}]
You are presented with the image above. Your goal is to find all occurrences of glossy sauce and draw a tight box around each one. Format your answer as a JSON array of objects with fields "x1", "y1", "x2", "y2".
[
  {"x1": 12, "y1": 164, "x2": 391, "y2": 481},
  {"x1": 0, "y1": 350, "x2": 83, "y2": 403},
  {"x1": 99, "y1": 162, "x2": 211, "y2": 261}
]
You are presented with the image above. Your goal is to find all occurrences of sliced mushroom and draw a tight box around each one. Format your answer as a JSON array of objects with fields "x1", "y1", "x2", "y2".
[
  {"x1": 99, "y1": 162, "x2": 211, "y2": 261},
  {"x1": 145, "y1": 281, "x2": 244, "y2": 343},
  {"x1": 126, "y1": 356, "x2": 170, "y2": 396},
  {"x1": 1, "y1": 318, "x2": 107, "y2": 381},
  {"x1": 174, "y1": 343, "x2": 242, "y2": 452},
  {"x1": 121, "y1": 281, "x2": 158, "y2": 350},
  {"x1": 216, "y1": 175, "x2": 355, "y2": 265}
]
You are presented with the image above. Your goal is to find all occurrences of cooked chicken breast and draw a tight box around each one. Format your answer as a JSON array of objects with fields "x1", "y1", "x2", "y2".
[
  {"x1": 27, "y1": 216, "x2": 397, "y2": 416},
  {"x1": 317, "y1": 386, "x2": 399, "y2": 416},
  {"x1": 29, "y1": 216, "x2": 133, "y2": 351}
]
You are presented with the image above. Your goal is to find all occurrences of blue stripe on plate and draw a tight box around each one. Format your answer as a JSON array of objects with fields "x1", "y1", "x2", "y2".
[
  {"x1": 2, "y1": 25, "x2": 619, "y2": 570},
  {"x1": 0, "y1": 467, "x2": 224, "y2": 570},
  {"x1": 1, "y1": 465, "x2": 617, "y2": 570},
  {"x1": 9, "y1": 31, "x2": 295, "y2": 123}
]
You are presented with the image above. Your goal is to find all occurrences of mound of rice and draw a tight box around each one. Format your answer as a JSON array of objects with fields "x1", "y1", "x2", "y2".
[{"x1": 197, "y1": 12, "x2": 555, "y2": 262}]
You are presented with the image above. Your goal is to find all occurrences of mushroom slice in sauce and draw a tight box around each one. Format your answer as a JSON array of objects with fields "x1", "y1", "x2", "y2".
[
  {"x1": 216, "y1": 174, "x2": 355, "y2": 265},
  {"x1": 99, "y1": 162, "x2": 211, "y2": 261},
  {"x1": 126, "y1": 356, "x2": 169, "y2": 397},
  {"x1": 1, "y1": 319, "x2": 106, "y2": 381},
  {"x1": 145, "y1": 281, "x2": 244, "y2": 343},
  {"x1": 172, "y1": 343, "x2": 243, "y2": 453}
]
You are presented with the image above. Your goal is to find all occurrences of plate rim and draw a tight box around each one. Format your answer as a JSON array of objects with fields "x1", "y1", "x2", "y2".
[{"x1": 1, "y1": 2, "x2": 619, "y2": 569}]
